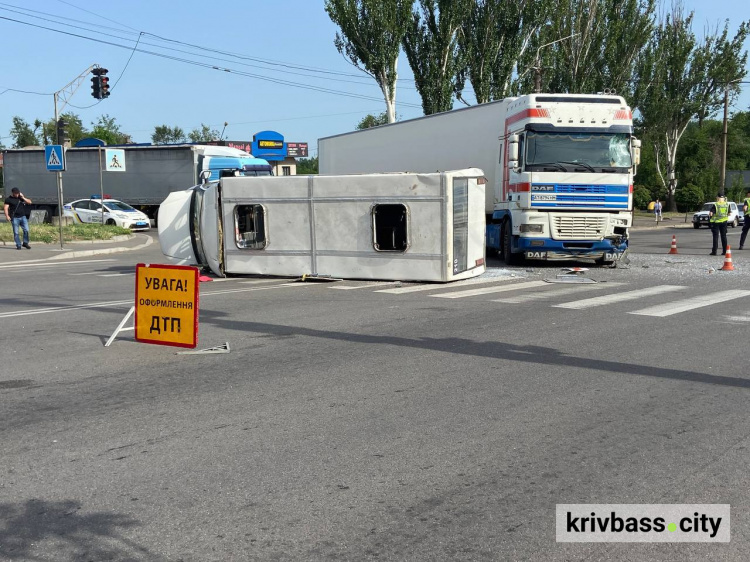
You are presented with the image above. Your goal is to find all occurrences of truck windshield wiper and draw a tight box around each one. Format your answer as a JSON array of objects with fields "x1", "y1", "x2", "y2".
[
  {"x1": 557, "y1": 160, "x2": 595, "y2": 172},
  {"x1": 528, "y1": 162, "x2": 567, "y2": 171}
]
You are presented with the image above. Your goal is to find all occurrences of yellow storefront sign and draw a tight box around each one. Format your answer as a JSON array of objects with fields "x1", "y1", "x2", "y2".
[{"x1": 135, "y1": 263, "x2": 199, "y2": 348}]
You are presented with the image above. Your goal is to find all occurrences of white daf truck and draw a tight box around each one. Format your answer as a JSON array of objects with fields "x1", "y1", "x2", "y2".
[{"x1": 318, "y1": 93, "x2": 641, "y2": 265}]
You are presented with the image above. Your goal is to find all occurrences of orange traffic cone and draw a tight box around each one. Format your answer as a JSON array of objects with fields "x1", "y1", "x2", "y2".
[
  {"x1": 721, "y1": 245, "x2": 734, "y2": 271},
  {"x1": 668, "y1": 235, "x2": 678, "y2": 254}
]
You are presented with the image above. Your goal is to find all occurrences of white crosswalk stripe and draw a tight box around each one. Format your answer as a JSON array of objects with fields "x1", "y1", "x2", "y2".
[
  {"x1": 330, "y1": 282, "x2": 392, "y2": 290},
  {"x1": 629, "y1": 290, "x2": 750, "y2": 317},
  {"x1": 376, "y1": 277, "x2": 520, "y2": 294},
  {"x1": 493, "y1": 282, "x2": 624, "y2": 304},
  {"x1": 553, "y1": 285, "x2": 685, "y2": 310},
  {"x1": 431, "y1": 280, "x2": 549, "y2": 299}
]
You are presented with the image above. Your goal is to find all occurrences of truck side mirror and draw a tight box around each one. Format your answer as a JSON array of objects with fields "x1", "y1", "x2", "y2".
[
  {"x1": 632, "y1": 138, "x2": 641, "y2": 166},
  {"x1": 508, "y1": 134, "x2": 519, "y2": 169},
  {"x1": 200, "y1": 170, "x2": 212, "y2": 184}
]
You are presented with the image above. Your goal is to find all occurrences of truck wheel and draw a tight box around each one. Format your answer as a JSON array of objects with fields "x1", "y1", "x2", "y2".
[
  {"x1": 501, "y1": 220, "x2": 522, "y2": 266},
  {"x1": 693, "y1": 223, "x2": 700, "y2": 229}
]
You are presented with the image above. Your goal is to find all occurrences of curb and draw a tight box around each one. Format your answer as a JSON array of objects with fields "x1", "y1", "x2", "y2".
[
  {"x1": 48, "y1": 234, "x2": 154, "y2": 260},
  {"x1": 0, "y1": 234, "x2": 136, "y2": 246}
]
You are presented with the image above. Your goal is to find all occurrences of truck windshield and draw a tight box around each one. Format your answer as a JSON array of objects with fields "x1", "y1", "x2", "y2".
[{"x1": 525, "y1": 131, "x2": 632, "y2": 172}]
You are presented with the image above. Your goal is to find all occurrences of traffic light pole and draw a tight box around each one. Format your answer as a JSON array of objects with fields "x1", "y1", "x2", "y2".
[
  {"x1": 53, "y1": 92, "x2": 65, "y2": 249},
  {"x1": 49, "y1": 63, "x2": 103, "y2": 249}
]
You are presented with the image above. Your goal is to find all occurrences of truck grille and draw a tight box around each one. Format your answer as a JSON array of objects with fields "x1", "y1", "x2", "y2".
[{"x1": 552, "y1": 215, "x2": 606, "y2": 239}]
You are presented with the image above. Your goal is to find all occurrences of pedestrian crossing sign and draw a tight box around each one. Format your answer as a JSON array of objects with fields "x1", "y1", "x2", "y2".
[
  {"x1": 45, "y1": 145, "x2": 65, "y2": 171},
  {"x1": 105, "y1": 148, "x2": 126, "y2": 172}
]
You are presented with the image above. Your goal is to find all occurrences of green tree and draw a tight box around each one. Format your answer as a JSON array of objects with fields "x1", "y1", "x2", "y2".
[
  {"x1": 635, "y1": 6, "x2": 749, "y2": 210},
  {"x1": 457, "y1": 0, "x2": 547, "y2": 103},
  {"x1": 356, "y1": 112, "x2": 390, "y2": 129},
  {"x1": 402, "y1": 0, "x2": 473, "y2": 115},
  {"x1": 675, "y1": 183, "x2": 704, "y2": 211},
  {"x1": 9, "y1": 116, "x2": 41, "y2": 148},
  {"x1": 152, "y1": 125, "x2": 186, "y2": 144},
  {"x1": 326, "y1": 0, "x2": 413, "y2": 124},
  {"x1": 188, "y1": 124, "x2": 219, "y2": 143},
  {"x1": 522, "y1": 0, "x2": 656, "y2": 100},
  {"x1": 633, "y1": 185, "x2": 652, "y2": 209},
  {"x1": 297, "y1": 156, "x2": 319, "y2": 175},
  {"x1": 90, "y1": 114, "x2": 131, "y2": 145}
]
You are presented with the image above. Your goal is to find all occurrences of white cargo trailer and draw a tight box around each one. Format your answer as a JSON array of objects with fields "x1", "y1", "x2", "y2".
[
  {"x1": 158, "y1": 169, "x2": 487, "y2": 282},
  {"x1": 319, "y1": 94, "x2": 641, "y2": 265}
]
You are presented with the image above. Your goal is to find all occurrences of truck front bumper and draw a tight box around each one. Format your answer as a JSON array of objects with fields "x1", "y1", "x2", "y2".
[{"x1": 518, "y1": 237, "x2": 628, "y2": 261}]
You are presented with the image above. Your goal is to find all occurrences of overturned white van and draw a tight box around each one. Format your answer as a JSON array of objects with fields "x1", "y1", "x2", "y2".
[{"x1": 158, "y1": 169, "x2": 487, "y2": 282}]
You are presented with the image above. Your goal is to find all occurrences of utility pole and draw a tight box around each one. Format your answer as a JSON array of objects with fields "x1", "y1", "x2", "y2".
[{"x1": 720, "y1": 86, "x2": 730, "y2": 196}]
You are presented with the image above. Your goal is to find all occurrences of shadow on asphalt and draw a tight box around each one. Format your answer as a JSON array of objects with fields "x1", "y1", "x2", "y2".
[
  {"x1": 0, "y1": 499, "x2": 163, "y2": 561},
  {"x1": 199, "y1": 311, "x2": 750, "y2": 391}
]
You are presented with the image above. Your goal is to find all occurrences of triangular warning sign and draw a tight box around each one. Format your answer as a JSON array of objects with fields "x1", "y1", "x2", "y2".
[{"x1": 47, "y1": 149, "x2": 61, "y2": 167}]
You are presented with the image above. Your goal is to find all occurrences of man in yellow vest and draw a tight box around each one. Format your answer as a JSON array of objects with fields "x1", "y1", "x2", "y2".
[
  {"x1": 739, "y1": 189, "x2": 750, "y2": 250},
  {"x1": 709, "y1": 193, "x2": 729, "y2": 255}
]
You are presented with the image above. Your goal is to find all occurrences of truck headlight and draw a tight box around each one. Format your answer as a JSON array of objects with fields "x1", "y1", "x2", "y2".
[{"x1": 519, "y1": 224, "x2": 543, "y2": 233}]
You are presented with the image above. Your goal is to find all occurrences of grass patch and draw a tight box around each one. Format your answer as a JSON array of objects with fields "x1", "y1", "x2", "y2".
[{"x1": 0, "y1": 223, "x2": 131, "y2": 244}]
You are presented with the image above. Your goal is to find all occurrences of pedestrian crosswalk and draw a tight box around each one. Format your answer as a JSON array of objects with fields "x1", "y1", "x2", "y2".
[
  {"x1": 320, "y1": 277, "x2": 750, "y2": 320},
  {"x1": 58, "y1": 266, "x2": 749, "y2": 321}
]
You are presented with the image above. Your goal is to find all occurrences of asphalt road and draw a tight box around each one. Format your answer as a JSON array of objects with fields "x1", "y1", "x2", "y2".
[{"x1": 1, "y1": 229, "x2": 749, "y2": 561}]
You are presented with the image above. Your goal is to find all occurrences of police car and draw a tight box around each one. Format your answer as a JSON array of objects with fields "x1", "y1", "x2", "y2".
[
  {"x1": 63, "y1": 196, "x2": 151, "y2": 231},
  {"x1": 692, "y1": 201, "x2": 740, "y2": 229}
]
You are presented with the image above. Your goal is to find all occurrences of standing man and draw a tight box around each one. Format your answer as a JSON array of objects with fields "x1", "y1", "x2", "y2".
[
  {"x1": 3, "y1": 187, "x2": 32, "y2": 250},
  {"x1": 654, "y1": 199, "x2": 663, "y2": 223},
  {"x1": 709, "y1": 193, "x2": 729, "y2": 256},
  {"x1": 739, "y1": 189, "x2": 750, "y2": 250}
]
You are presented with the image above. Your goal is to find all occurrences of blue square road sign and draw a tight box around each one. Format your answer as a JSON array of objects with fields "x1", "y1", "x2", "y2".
[{"x1": 45, "y1": 145, "x2": 65, "y2": 171}]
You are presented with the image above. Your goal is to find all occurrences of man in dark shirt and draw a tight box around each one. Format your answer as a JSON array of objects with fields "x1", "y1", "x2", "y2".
[{"x1": 3, "y1": 187, "x2": 32, "y2": 250}]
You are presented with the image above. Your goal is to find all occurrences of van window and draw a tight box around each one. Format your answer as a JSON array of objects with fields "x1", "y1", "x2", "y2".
[
  {"x1": 372, "y1": 204, "x2": 408, "y2": 252},
  {"x1": 235, "y1": 205, "x2": 267, "y2": 249}
]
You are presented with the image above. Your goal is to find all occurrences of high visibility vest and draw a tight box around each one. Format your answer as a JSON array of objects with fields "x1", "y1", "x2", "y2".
[
  {"x1": 744, "y1": 198, "x2": 750, "y2": 212},
  {"x1": 711, "y1": 201, "x2": 729, "y2": 223}
]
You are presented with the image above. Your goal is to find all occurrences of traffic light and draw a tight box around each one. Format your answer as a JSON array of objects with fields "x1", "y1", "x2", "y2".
[
  {"x1": 56, "y1": 118, "x2": 67, "y2": 144},
  {"x1": 91, "y1": 75, "x2": 101, "y2": 99},
  {"x1": 91, "y1": 67, "x2": 109, "y2": 100}
]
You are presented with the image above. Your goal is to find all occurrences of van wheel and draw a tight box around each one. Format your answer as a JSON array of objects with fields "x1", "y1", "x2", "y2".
[{"x1": 501, "y1": 220, "x2": 522, "y2": 265}]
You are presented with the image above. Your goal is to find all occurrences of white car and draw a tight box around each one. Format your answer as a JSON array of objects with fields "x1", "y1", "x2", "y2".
[
  {"x1": 63, "y1": 197, "x2": 151, "y2": 231},
  {"x1": 692, "y1": 201, "x2": 740, "y2": 229}
]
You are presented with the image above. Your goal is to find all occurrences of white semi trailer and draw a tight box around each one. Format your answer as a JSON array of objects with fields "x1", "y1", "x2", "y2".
[{"x1": 319, "y1": 93, "x2": 641, "y2": 265}]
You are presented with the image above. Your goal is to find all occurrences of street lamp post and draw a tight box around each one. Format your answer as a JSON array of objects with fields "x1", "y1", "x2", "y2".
[{"x1": 531, "y1": 33, "x2": 580, "y2": 93}]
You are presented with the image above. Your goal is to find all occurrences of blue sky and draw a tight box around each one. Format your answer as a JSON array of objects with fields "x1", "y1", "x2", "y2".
[{"x1": 1, "y1": 0, "x2": 748, "y2": 156}]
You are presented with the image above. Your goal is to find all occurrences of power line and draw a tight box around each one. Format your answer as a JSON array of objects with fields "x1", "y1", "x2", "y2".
[
  {"x1": 0, "y1": 14, "x2": 423, "y2": 108},
  {"x1": 0, "y1": 3, "x2": 416, "y2": 85}
]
